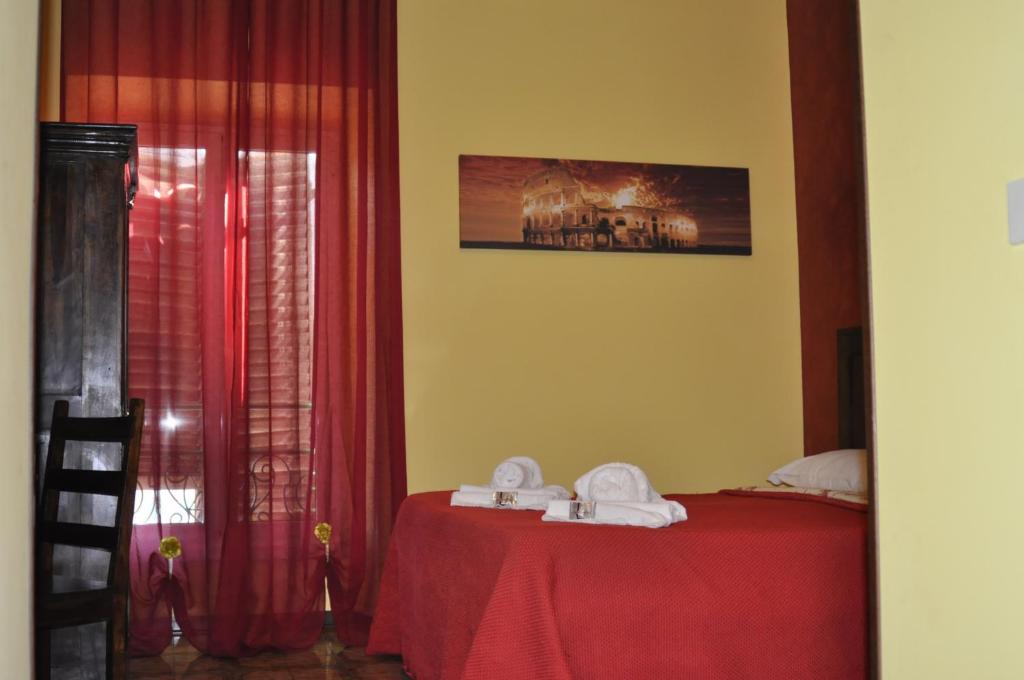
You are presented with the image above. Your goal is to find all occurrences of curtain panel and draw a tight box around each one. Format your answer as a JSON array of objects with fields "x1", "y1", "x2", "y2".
[{"x1": 61, "y1": 0, "x2": 406, "y2": 656}]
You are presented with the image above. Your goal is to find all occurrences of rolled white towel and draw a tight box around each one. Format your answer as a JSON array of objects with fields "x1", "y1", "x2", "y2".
[
  {"x1": 490, "y1": 456, "x2": 545, "y2": 490},
  {"x1": 451, "y1": 457, "x2": 568, "y2": 510},
  {"x1": 574, "y1": 462, "x2": 663, "y2": 503},
  {"x1": 543, "y1": 463, "x2": 687, "y2": 527}
]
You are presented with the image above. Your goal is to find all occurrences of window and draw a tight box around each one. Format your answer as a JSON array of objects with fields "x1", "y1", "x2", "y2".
[
  {"x1": 243, "y1": 149, "x2": 316, "y2": 522},
  {"x1": 131, "y1": 146, "x2": 317, "y2": 525},
  {"x1": 130, "y1": 146, "x2": 207, "y2": 525}
]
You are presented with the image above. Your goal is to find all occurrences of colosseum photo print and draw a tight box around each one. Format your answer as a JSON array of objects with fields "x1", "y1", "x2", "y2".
[{"x1": 459, "y1": 154, "x2": 752, "y2": 255}]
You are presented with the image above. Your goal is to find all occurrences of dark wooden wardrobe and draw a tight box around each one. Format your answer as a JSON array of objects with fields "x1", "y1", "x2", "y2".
[
  {"x1": 35, "y1": 123, "x2": 137, "y2": 677},
  {"x1": 35, "y1": 123, "x2": 137, "y2": 487}
]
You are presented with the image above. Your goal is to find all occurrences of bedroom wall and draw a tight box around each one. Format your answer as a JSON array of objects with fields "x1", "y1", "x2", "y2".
[
  {"x1": 398, "y1": 0, "x2": 804, "y2": 493},
  {"x1": 786, "y1": 0, "x2": 865, "y2": 456},
  {"x1": 0, "y1": 0, "x2": 41, "y2": 676},
  {"x1": 860, "y1": 1, "x2": 1024, "y2": 677}
]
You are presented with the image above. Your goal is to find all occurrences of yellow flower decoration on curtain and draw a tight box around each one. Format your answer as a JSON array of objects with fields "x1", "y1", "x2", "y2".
[
  {"x1": 159, "y1": 536, "x2": 182, "y2": 560},
  {"x1": 314, "y1": 522, "x2": 332, "y2": 546}
]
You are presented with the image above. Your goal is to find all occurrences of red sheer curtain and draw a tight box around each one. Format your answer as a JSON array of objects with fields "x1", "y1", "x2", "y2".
[{"x1": 61, "y1": 0, "x2": 405, "y2": 656}]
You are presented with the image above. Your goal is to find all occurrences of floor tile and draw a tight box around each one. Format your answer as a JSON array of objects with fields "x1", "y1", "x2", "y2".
[{"x1": 128, "y1": 632, "x2": 407, "y2": 680}]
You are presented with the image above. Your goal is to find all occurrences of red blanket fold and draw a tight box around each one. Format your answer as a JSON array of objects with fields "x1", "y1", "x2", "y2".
[
  {"x1": 367, "y1": 491, "x2": 867, "y2": 680},
  {"x1": 720, "y1": 486, "x2": 870, "y2": 512}
]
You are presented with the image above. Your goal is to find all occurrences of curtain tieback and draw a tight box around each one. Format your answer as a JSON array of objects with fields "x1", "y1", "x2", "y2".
[
  {"x1": 314, "y1": 522, "x2": 332, "y2": 562},
  {"x1": 159, "y1": 536, "x2": 183, "y2": 577}
]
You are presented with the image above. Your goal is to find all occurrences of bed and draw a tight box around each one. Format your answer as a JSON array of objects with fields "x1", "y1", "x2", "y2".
[{"x1": 367, "y1": 329, "x2": 870, "y2": 679}]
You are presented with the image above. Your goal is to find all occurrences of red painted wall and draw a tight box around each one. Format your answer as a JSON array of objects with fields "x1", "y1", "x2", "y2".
[{"x1": 787, "y1": 0, "x2": 865, "y2": 455}]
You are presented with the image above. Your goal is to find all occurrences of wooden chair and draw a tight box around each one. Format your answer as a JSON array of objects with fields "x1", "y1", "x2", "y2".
[{"x1": 36, "y1": 399, "x2": 145, "y2": 680}]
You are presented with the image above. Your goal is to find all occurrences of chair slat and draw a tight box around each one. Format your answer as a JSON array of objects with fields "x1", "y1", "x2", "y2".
[
  {"x1": 39, "y1": 521, "x2": 117, "y2": 552},
  {"x1": 47, "y1": 469, "x2": 124, "y2": 496},
  {"x1": 52, "y1": 415, "x2": 135, "y2": 443},
  {"x1": 36, "y1": 589, "x2": 113, "y2": 629}
]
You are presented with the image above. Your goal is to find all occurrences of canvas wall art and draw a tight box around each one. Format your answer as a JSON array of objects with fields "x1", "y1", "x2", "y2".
[{"x1": 459, "y1": 154, "x2": 752, "y2": 255}]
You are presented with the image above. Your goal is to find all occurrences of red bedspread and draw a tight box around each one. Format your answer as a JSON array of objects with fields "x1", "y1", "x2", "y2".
[{"x1": 367, "y1": 491, "x2": 867, "y2": 680}]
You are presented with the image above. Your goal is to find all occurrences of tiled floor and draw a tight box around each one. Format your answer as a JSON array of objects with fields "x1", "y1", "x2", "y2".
[{"x1": 128, "y1": 632, "x2": 409, "y2": 680}]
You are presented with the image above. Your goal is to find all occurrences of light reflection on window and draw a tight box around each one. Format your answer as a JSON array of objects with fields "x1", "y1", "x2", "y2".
[{"x1": 134, "y1": 488, "x2": 200, "y2": 525}]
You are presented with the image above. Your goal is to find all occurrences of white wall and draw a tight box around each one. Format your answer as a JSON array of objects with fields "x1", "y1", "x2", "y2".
[{"x1": 0, "y1": 0, "x2": 40, "y2": 676}]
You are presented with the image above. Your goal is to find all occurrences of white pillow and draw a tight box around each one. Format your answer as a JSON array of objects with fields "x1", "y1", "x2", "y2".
[{"x1": 767, "y1": 449, "x2": 867, "y2": 493}]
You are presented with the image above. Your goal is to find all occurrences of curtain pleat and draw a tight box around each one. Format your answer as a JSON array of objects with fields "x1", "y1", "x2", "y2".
[{"x1": 61, "y1": 0, "x2": 405, "y2": 656}]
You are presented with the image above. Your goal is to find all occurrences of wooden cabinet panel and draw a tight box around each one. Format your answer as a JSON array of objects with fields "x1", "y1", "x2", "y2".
[{"x1": 35, "y1": 123, "x2": 137, "y2": 581}]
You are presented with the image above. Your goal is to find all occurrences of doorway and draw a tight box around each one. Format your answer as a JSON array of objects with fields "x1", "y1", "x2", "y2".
[{"x1": 786, "y1": 0, "x2": 876, "y2": 677}]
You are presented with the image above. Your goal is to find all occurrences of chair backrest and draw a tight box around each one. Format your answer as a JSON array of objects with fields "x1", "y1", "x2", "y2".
[{"x1": 37, "y1": 399, "x2": 145, "y2": 596}]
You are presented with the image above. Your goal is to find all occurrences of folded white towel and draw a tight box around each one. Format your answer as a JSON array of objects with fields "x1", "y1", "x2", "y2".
[
  {"x1": 452, "y1": 486, "x2": 569, "y2": 511},
  {"x1": 459, "y1": 484, "x2": 570, "y2": 497},
  {"x1": 451, "y1": 457, "x2": 569, "y2": 510},
  {"x1": 542, "y1": 463, "x2": 687, "y2": 527},
  {"x1": 542, "y1": 499, "x2": 686, "y2": 528}
]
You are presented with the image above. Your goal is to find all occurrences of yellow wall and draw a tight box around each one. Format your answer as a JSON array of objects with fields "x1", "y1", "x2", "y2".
[
  {"x1": 0, "y1": 0, "x2": 40, "y2": 676},
  {"x1": 860, "y1": 2, "x2": 1024, "y2": 677},
  {"x1": 398, "y1": 0, "x2": 804, "y2": 493}
]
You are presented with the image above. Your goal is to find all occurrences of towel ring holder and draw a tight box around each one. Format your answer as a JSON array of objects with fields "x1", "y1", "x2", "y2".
[
  {"x1": 568, "y1": 501, "x2": 597, "y2": 520},
  {"x1": 491, "y1": 491, "x2": 518, "y2": 508}
]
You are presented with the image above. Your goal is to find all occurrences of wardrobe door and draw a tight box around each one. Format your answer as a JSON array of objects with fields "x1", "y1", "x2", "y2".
[{"x1": 35, "y1": 123, "x2": 137, "y2": 582}]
